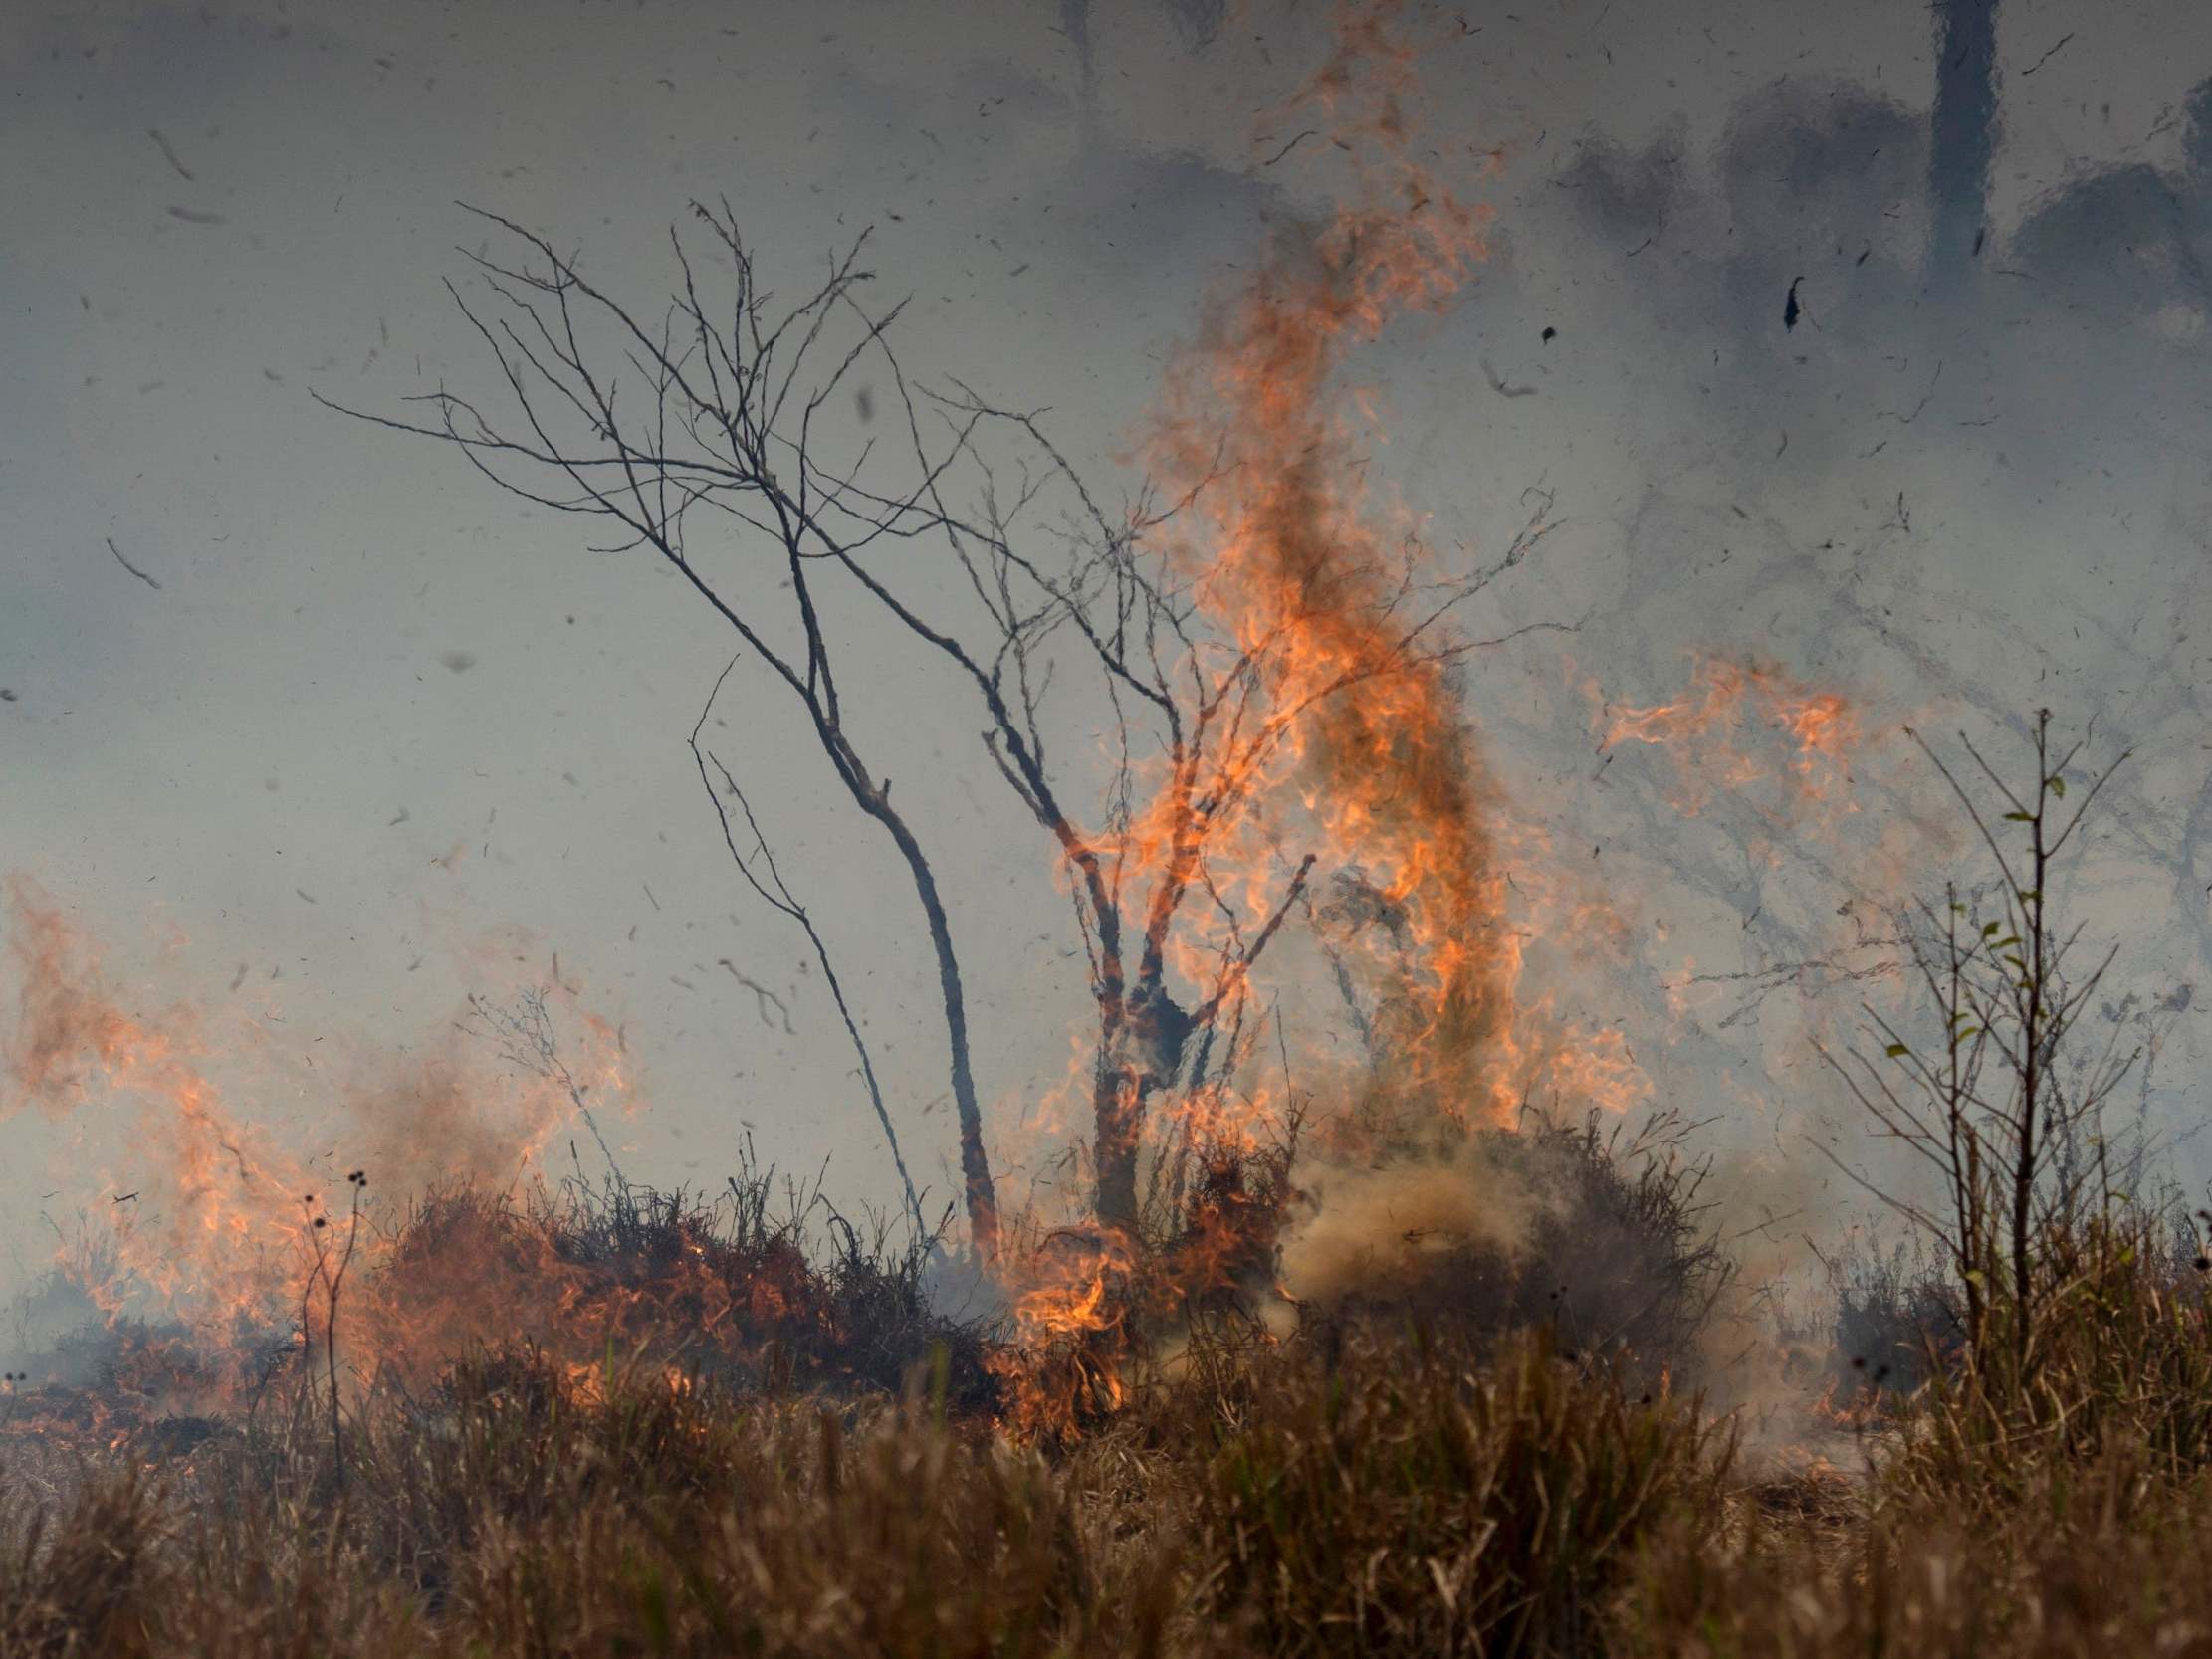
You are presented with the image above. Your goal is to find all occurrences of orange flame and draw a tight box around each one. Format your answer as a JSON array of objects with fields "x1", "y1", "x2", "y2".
[
  {"x1": 1, "y1": 879, "x2": 630, "y2": 1408},
  {"x1": 1599, "y1": 653, "x2": 1863, "y2": 819},
  {"x1": 986, "y1": 1226, "x2": 1134, "y2": 1442},
  {"x1": 1136, "y1": 1, "x2": 1514, "y2": 1140},
  {"x1": 985, "y1": 4, "x2": 1659, "y2": 1438}
]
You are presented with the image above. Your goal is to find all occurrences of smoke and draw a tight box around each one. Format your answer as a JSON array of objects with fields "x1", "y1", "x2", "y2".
[
  {"x1": 1376, "y1": 14, "x2": 2212, "y2": 1204},
  {"x1": 0, "y1": 877, "x2": 621, "y2": 1394},
  {"x1": 1127, "y1": 0, "x2": 2207, "y2": 1343},
  {"x1": 4, "y1": 1, "x2": 2202, "y2": 1413},
  {"x1": 4, "y1": 875, "x2": 169, "y2": 1113},
  {"x1": 1275, "y1": 1139, "x2": 1559, "y2": 1311}
]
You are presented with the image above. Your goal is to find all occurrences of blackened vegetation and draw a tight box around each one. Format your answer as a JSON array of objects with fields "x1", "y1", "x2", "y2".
[
  {"x1": 1302, "y1": 1112, "x2": 1734, "y2": 1388},
  {"x1": 997, "y1": 1104, "x2": 1738, "y2": 1449},
  {"x1": 1155, "y1": 1140, "x2": 1300, "y2": 1320},
  {"x1": 1820, "y1": 1233, "x2": 1964, "y2": 1393},
  {"x1": 0, "y1": 1155, "x2": 1004, "y2": 1469},
  {"x1": 0, "y1": 1105, "x2": 1736, "y2": 1470},
  {"x1": 1507, "y1": 1113, "x2": 1733, "y2": 1372},
  {"x1": 375, "y1": 1159, "x2": 1000, "y2": 1412},
  {"x1": 2, "y1": 1319, "x2": 276, "y2": 1449}
]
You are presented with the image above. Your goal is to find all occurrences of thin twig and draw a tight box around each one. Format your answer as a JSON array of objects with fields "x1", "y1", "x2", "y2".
[{"x1": 105, "y1": 537, "x2": 161, "y2": 590}]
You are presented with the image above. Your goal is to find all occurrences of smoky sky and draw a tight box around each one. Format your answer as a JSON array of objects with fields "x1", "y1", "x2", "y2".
[{"x1": 2, "y1": 0, "x2": 2209, "y2": 1296}]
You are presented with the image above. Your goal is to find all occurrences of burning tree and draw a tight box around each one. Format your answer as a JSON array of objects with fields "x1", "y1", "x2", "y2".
[{"x1": 323, "y1": 9, "x2": 1566, "y2": 1268}]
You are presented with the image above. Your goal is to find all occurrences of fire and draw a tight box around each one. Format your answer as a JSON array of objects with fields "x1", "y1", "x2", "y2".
[
  {"x1": 1599, "y1": 653, "x2": 1863, "y2": 819},
  {"x1": 985, "y1": 3, "x2": 1659, "y2": 1436},
  {"x1": 987, "y1": 1226, "x2": 1135, "y2": 1442},
  {"x1": 0, "y1": 10, "x2": 1868, "y2": 1457},
  {"x1": 1114, "y1": 2, "x2": 1666, "y2": 1158},
  {"x1": 1137, "y1": 0, "x2": 1510, "y2": 1141},
  {"x1": 3, "y1": 877, "x2": 1023, "y2": 1453},
  {"x1": 0, "y1": 879, "x2": 632, "y2": 1410},
  {"x1": 6, "y1": 880, "x2": 323, "y2": 1375}
]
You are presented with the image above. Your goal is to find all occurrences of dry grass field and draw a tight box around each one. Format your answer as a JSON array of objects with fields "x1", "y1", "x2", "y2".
[{"x1": 2, "y1": 1123, "x2": 2209, "y2": 1659}]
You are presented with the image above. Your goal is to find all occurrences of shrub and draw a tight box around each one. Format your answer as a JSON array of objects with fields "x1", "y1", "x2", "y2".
[{"x1": 1187, "y1": 1329, "x2": 1732, "y2": 1657}]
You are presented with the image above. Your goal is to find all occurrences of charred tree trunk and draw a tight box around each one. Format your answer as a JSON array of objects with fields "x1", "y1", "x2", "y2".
[
  {"x1": 1092, "y1": 980, "x2": 1193, "y2": 1235},
  {"x1": 1092, "y1": 1064, "x2": 1143, "y2": 1238}
]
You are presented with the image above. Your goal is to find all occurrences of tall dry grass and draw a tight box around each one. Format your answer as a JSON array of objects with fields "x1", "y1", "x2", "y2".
[
  {"x1": 7, "y1": 1185, "x2": 2212, "y2": 1656},
  {"x1": 0, "y1": 1326, "x2": 1727, "y2": 1658}
]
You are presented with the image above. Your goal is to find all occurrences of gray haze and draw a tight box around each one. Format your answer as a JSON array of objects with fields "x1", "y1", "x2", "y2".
[{"x1": 3, "y1": 0, "x2": 2209, "y2": 1298}]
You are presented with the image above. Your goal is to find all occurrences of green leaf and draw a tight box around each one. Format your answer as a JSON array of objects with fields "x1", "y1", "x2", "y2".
[
  {"x1": 1884, "y1": 1043, "x2": 1910, "y2": 1058},
  {"x1": 2003, "y1": 810, "x2": 2035, "y2": 822},
  {"x1": 1955, "y1": 1027, "x2": 1980, "y2": 1040},
  {"x1": 2047, "y1": 775, "x2": 2067, "y2": 797},
  {"x1": 1982, "y1": 922, "x2": 2000, "y2": 937}
]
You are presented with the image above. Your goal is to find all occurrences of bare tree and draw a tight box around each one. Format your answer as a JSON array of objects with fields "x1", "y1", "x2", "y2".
[
  {"x1": 1819, "y1": 710, "x2": 2141, "y2": 1384},
  {"x1": 321, "y1": 206, "x2": 1004, "y2": 1252},
  {"x1": 325, "y1": 201, "x2": 1553, "y2": 1247}
]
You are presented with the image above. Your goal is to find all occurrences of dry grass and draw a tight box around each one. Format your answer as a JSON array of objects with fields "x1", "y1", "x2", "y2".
[
  {"x1": 0, "y1": 1327, "x2": 1728, "y2": 1658},
  {"x1": 7, "y1": 1184, "x2": 2212, "y2": 1655}
]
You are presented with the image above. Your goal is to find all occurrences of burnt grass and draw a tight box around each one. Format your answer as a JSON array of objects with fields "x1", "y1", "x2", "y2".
[
  {"x1": 364, "y1": 1168, "x2": 1004, "y2": 1414},
  {"x1": 8, "y1": 1137, "x2": 2212, "y2": 1654}
]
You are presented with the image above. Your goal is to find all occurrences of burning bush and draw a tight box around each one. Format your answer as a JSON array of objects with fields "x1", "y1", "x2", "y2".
[
  {"x1": 354, "y1": 1165, "x2": 995, "y2": 1411},
  {"x1": 9, "y1": 1141, "x2": 2212, "y2": 1658},
  {"x1": 0, "y1": 1160, "x2": 1001, "y2": 1497},
  {"x1": 983, "y1": 1099, "x2": 1738, "y2": 1449}
]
